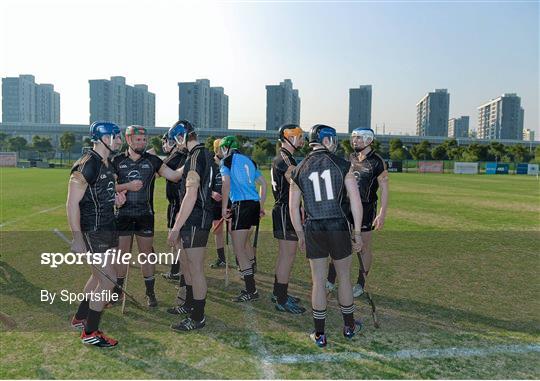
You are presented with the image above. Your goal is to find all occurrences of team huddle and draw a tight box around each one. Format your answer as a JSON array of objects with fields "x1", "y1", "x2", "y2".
[{"x1": 66, "y1": 120, "x2": 389, "y2": 348}]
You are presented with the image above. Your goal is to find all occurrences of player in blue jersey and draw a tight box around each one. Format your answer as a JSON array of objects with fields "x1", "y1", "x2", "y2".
[{"x1": 218, "y1": 136, "x2": 267, "y2": 302}]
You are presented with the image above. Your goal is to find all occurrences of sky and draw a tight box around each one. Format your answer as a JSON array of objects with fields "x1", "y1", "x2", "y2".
[{"x1": 1, "y1": 0, "x2": 538, "y2": 135}]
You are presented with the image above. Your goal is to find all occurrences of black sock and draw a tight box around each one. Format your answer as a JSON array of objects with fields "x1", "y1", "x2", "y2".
[
  {"x1": 357, "y1": 270, "x2": 368, "y2": 288},
  {"x1": 179, "y1": 274, "x2": 186, "y2": 288},
  {"x1": 340, "y1": 304, "x2": 355, "y2": 327},
  {"x1": 74, "y1": 299, "x2": 90, "y2": 320},
  {"x1": 112, "y1": 277, "x2": 125, "y2": 296},
  {"x1": 272, "y1": 275, "x2": 278, "y2": 296},
  {"x1": 85, "y1": 308, "x2": 102, "y2": 333},
  {"x1": 217, "y1": 247, "x2": 225, "y2": 262},
  {"x1": 275, "y1": 282, "x2": 288, "y2": 305},
  {"x1": 312, "y1": 308, "x2": 326, "y2": 335},
  {"x1": 191, "y1": 298, "x2": 206, "y2": 322},
  {"x1": 144, "y1": 275, "x2": 155, "y2": 295},
  {"x1": 327, "y1": 262, "x2": 336, "y2": 284},
  {"x1": 185, "y1": 285, "x2": 194, "y2": 308},
  {"x1": 170, "y1": 261, "x2": 180, "y2": 275},
  {"x1": 241, "y1": 267, "x2": 256, "y2": 293},
  {"x1": 251, "y1": 257, "x2": 257, "y2": 272}
]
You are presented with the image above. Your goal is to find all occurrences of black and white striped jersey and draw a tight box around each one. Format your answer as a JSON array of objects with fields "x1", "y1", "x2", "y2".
[
  {"x1": 112, "y1": 151, "x2": 163, "y2": 217},
  {"x1": 271, "y1": 148, "x2": 297, "y2": 206},
  {"x1": 71, "y1": 149, "x2": 116, "y2": 231},
  {"x1": 179, "y1": 143, "x2": 214, "y2": 212},
  {"x1": 291, "y1": 149, "x2": 351, "y2": 221},
  {"x1": 163, "y1": 149, "x2": 188, "y2": 204},
  {"x1": 350, "y1": 150, "x2": 386, "y2": 203}
]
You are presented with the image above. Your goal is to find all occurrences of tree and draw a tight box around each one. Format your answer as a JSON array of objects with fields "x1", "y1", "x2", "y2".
[
  {"x1": 299, "y1": 141, "x2": 311, "y2": 157},
  {"x1": 7, "y1": 136, "x2": 28, "y2": 154},
  {"x1": 388, "y1": 138, "x2": 408, "y2": 160},
  {"x1": 236, "y1": 135, "x2": 253, "y2": 156},
  {"x1": 253, "y1": 137, "x2": 275, "y2": 157},
  {"x1": 488, "y1": 142, "x2": 506, "y2": 162},
  {"x1": 251, "y1": 145, "x2": 267, "y2": 166},
  {"x1": 389, "y1": 147, "x2": 408, "y2": 161},
  {"x1": 150, "y1": 136, "x2": 164, "y2": 155},
  {"x1": 341, "y1": 140, "x2": 353, "y2": 155},
  {"x1": 535, "y1": 146, "x2": 540, "y2": 163},
  {"x1": 431, "y1": 145, "x2": 447, "y2": 160},
  {"x1": 31, "y1": 136, "x2": 53, "y2": 153},
  {"x1": 447, "y1": 146, "x2": 465, "y2": 161},
  {"x1": 60, "y1": 132, "x2": 75, "y2": 161},
  {"x1": 0, "y1": 133, "x2": 8, "y2": 150},
  {"x1": 205, "y1": 135, "x2": 217, "y2": 151},
  {"x1": 462, "y1": 143, "x2": 482, "y2": 162},
  {"x1": 371, "y1": 140, "x2": 381, "y2": 153},
  {"x1": 410, "y1": 140, "x2": 431, "y2": 160},
  {"x1": 441, "y1": 139, "x2": 457, "y2": 158},
  {"x1": 83, "y1": 138, "x2": 92, "y2": 147},
  {"x1": 389, "y1": 138, "x2": 403, "y2": 153},
  {"x1": 31, "y1": 136, "x2": 54, "y2": 160},
  {"x1": 507, "y1": 144, "x2": 529, "y2": 163}
]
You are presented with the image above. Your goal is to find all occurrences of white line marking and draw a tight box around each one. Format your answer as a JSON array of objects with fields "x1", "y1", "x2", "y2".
[
  {"x1": 0, "y1": 205, "x2": 63, "y2": 228},
  {"x1": 266, "y1": 344, "x2": 540, "y2": 364},
  {"x1": 245, "y1": 303, "x2": 276, "y2": 379}
]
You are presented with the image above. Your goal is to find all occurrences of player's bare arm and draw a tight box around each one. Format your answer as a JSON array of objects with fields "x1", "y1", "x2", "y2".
[
  {"x1": 115, "y1": 190, "x2": 127, "y2": 208},
  {"x1": 221, "y1": 175, "x2": 231, "y2": 221},
  {"x1": 167, "y1": 170, "x2": 199, "y2": 247},
  {"x1": 374, "y1": 170, "x2": 389, "y2": 230},
  {"x1": 288, "y1": 181, "x2": 304, "y2": 252},
  {"x1": 158, "y1": 163, "x2": 184, "y2": 183},
  {"x1": 256, "y1": 174, "x2": 267, "y2": 217},
  {"x1": 115, "y1": 180, "x2": 143, "y2": 192},
  {"x1": 66, "y1": 172, "x2": 87, "y2": 253},
  {"x1": 345, "y1": 169, "x2": 363, "y2": 252}
]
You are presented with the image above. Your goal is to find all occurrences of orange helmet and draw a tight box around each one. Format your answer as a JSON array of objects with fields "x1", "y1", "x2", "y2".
[{"x1": 279, "y1": 124, "x2": 304, "y2": 147}]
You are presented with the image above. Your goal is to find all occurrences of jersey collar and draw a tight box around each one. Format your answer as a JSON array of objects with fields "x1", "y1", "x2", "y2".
[
  {"x1": 188, "y1": 143, "x2": 205, "y2": 153},
  {"x1": 280, "y1": 147, "x2": 294, "y2": 158}
]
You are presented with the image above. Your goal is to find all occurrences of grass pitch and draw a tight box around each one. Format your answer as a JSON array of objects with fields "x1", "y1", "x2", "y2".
[{"x1": 0, "y1": 167, "x2": 539, "y2": 379}]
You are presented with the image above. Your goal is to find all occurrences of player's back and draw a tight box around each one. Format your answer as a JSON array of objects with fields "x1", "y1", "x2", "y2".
[
  {"x1": 293, "y1": 149, "x2": 350, "y2": 221},
  {"x1": 221, "y1": 150, "x2": 261, "y2": 203}
]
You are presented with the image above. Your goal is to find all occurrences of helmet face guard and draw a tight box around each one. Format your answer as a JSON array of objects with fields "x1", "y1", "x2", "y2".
[
  {"x1": 219, "y1": 136, "x2": 240, "y2": 157},
  {"x1": 325, "y1": 135, "x2": 338, "y2": 153},
  {"x1": 168, "y1": 120, "x2": 194, "y2": 148},
  {"x1": 90, "y1": 121, "x2": 121, "y2": 154},
  {"x1": 309, "y1": 125, "x2": 338, "y2": 153},
  {"x1": 279, "y1": 124, "x2": 304, "y2": 150},
  {"x1": 351, "y1": 128, "x2": 375, "y2": 152}
]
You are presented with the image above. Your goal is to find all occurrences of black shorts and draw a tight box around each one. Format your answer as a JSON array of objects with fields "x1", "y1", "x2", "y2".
[
  {"x1": 167, "y1": 201, "x2": 180, "y2": 229},
  {"x1": 83, "y1": 228, "x2": 119, "y2": 254},
  {"x1": 231, "y1": 200, "x2": 260, "y2": 231},
  {"x1": 305, "y1": 218, "x2": 352, "y2": 260},
  {"x1": 345, "y1": 201, "x2": 378, "y2": 232},
  {"x1": 211, "y1": 201, "x2": 222, "y2": 221},
  {"x1": 272, "y1": 204, "x2": 298, "y2": 241},
  {"x1": 361, "y1": 201, "x2": 377, "y2": 232},
  {"x1": 180, "y1": 208, "x2": 212, "y2": 249},
  {"x1": 116, "y1": 214, "x2": 154, "y2": 237}
]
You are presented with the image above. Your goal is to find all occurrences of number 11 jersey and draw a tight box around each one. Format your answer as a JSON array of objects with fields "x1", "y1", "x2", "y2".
[{"x1": 291, "y1": 149, "x2": 351, "y2": 221}]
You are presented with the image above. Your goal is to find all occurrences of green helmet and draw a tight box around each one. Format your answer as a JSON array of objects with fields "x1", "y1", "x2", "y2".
[{"x1": 219, "y1": 135, "x2": 240, "y2": 150}]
